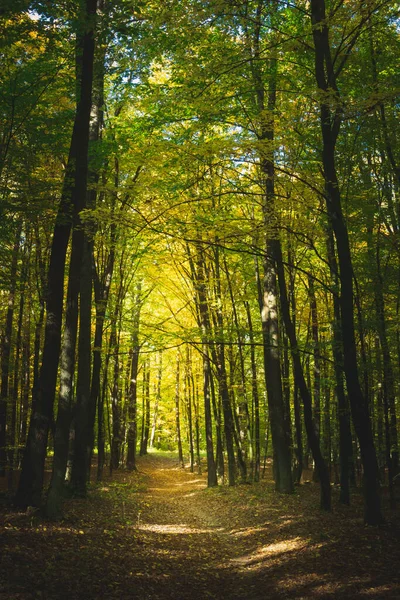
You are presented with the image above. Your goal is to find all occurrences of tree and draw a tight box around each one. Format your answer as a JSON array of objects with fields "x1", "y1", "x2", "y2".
[
  {"x1": 310, "y1": 0, "x2": 383, "y2": 524},
  {"x1": 15, "y1": 0, "x2": 97, "y2": 509}
]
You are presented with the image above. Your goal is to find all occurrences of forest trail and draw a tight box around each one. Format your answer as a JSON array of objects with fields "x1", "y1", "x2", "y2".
[{"x1": 1, "y1": 454, "x2": 400, "y2": 600}]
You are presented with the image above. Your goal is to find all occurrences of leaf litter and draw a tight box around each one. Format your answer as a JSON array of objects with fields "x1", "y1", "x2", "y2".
[{"x1": 0, "y1": 454, "x2": 399, "y2": 599}]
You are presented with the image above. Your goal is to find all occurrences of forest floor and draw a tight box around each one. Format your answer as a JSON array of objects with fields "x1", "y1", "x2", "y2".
[{"x1": 0, "y1": 454, "x2": 400, "y2": 600}]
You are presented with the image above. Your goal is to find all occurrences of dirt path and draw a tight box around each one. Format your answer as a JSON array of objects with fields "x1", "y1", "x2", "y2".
[{"x1": 1, "y1": 454, "x2": 400, "y2": 599}]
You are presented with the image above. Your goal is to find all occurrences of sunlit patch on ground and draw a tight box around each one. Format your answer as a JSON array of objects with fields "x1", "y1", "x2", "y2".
[
  {"x1": 226, "y1": 536, "x2": 311, "y2": 569},
  {"x1": 138, "y1": 522, "x2": 223, "y2": 534},
  {"x1": 361, "y1": 584, "x2": 400, "y2": 595},
  {"x1": 229, "y1": 524, "x2": 272, "y2": 537}
]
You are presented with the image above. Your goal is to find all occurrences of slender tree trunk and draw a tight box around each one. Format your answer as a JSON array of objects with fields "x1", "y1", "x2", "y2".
[
  {"x1": 311, "y1": 0, "x2": 382, "y2": 525},
  {"x1": 246, "y1": 8, "x2": 293, "y2": 493},
  {"x1": 110, "y1": 319, "x2": 122, "y2": 471},
  {"x1": 311, "y1": 0, "x2": 382, "y2": 524},
  {"x1": 326, "y1": 225, "x2": 352, "y2": 504},
  {"x1": 228, "y1": 341, "x2": 247, "y2": 482},
  {"x1": 175, "y1": 352, "x2": 184, "y2": 468},
  {"x1": 0, "y1": 224, "x2": 21, "y2": 477},
  {"x1": 19, "y1": 298, "x2": 31, "y2": 461},
  {"x1": 322, "y1": 359, "x2": 332, "y2": 476},
  {"x1": 187, "y1": 243, "x2": 217, "y2": 486},
  {"x1": 185, "y1": 347, "x2": 195, "y2": 472},
  {"x1": 245, "y1": 301, "x2": 261, "y2": 482},
  {"x1": 126, "y1": 286, "x2": 141, "y2": 470},
  {"x1": 97, "y1": 361, "x2": 108, "y2": 481},
  {"x1": 8, "y1": 246, "x2": 27, "y2": 488},
  {"x1": 225, "y1": 256, "x2": 252, "y2": 472},
  {"x1": 210, "y1": 366, "x2": 224, "y2": 479},
  {"x1": 150, "y1": 351, "x2": 161, "y2": 449},
  {"x1": 69, "y1": 237, "x2": 92, "y2": 496},
  {"x1": 193, "y1": 371, "x2": 202, "y2": 474},
  {"x1": 288, "y1": 247, "x2": 303, "y2": 485},
  {"x1": 275, "y1": 243, "x2": 331, "y2": 510},
  {"x1": 308, "y1": 275, "x2": 321, "y2": 482},
  {"x1": 45, "y1": 220, "x2": 86, "y2": 516},
  {"x1": 140, "y1": 359, "x2": 150, "y2": 456},
  {"x1": 259, "y1": 69, "x2": 293, "y2": 493},
  {"x1": 83, "y1": 24, "x2": 106, "y2": 478},
  {"x1": 126, "y1": 345, "x2": 139, "y2": 470},
  {"x1": 213, "y1": 247, "x2": 236, "y2": 486},
  {"x1": 15, "y1": 0, "x2": 96, "y2": 508}
]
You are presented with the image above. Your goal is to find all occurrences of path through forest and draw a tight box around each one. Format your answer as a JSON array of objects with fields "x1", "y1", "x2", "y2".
[{"x1": 1, "y1": 454, "x2": 400, "y2": 599}]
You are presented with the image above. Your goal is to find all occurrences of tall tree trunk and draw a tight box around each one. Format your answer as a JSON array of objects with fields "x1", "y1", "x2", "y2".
[
  {"x1": 247, "y1": 7, "x2": 293, "y2": 492},
  {"x1": 213, "y1": 246, "x2": 236, "y2": 486},
  {"x1": 275, "y1": 243, "x2": 331, "y2": 510},
  {"x1": 150, "y1": 351, "x2": 161, "y2": 449},
  {"x1": 97, "y1": 358, "x2": 108, "y2": 481},
  {"x1": 245, "y1": 301, "x2": 261, "y2": 482},
  {"x1": 82, "y1": 19, "x2": 106, "y2": 478},
  {"x1": 110, "y1": 316, "x2": 122, "y2": 471},
  {"x1": 210, "y1": 365, "x2": 224, "y2": 479},
  {"x1": 45, "y1": 219, "x2": 86, "y2": 517},
  {"x1": 311, "y1": 0, "x2": 382, "y2": 524},
  {"x1": 69, "y1": 237, "x2": 92, "y2": 496},
  {"x1": 140, "y1": 359, "x2": 150, "y2": 456},
  {"x1": 8, "y1": 242, "x2": 27, "y2": 488},
  {"x1": 326, "y1": 224, "x2": 352, "y2": 504},
  {"x1": 15, "y1": 0, "x2": 96, "y2": 508},
  {"x1": 187, "y1": 243, "x2": 217, "y2": 486},
  {"x1": 0, "y1": 224, "x2": 21, "y2": 476},
  {"x1": 259, "y1": 69, "x2": 293, "y2": 493},
  {"x1": 126, "y1": 286, "x2": 141, "y2": 470},
  {"x1": 225, "y1": 256, "x2": 252, "y2": 472},
  {"x1": 185, "y1": 346, "x2": 195, "y2": 472},
  {"x1": 175, "y1": 352, "x2": 184, "y2": 468},
  {"x1": 287, "y1": 247, "x2": 303, "y2": 485},
  {"x1": 308, "y1": 275, "x2": 321, "y2": 482},
  {"x1": 19, "y1": 296, "x2": 31, "y2": 462},
  {"x1": 193, "y1": 371, "x2": 202, "y2": 474}
]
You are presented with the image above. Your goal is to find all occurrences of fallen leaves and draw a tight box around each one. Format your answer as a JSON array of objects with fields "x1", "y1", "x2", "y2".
[{"x1": 0, "y1": 455, "x2": 399, "y2": 599}]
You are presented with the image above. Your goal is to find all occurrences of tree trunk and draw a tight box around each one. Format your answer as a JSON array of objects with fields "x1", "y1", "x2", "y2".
[
  {"x1": 175, "y1": 352, "x2": 184, "y2": 468},
  {"x1": 15, "y1": 0, "x2": 96, "y2": 509},
  {"x1": 150, "y1": 351, "x2": 161, "y2": 449},
  {"x1": 246, "y1": 7, "x2": 293, "y2": 492},
  {"x1": 140, "y1": 359, "x2": 150, "y2": 457},
  {"x1": 275, "y1": 243, "x2": 331, "y2": 510},
  {"x1": 225, "y1": 256, "x2": 252, "y2": 473},
  {"x1": 326, "y1": 224, "x2": 352, "y2": 505},
  {"x1": 8, "y1": 243, "x2": 27, "y2": 489},
  {"x1": 245, "y1": 301, "x2": 261, "y2": 482},
  {"x1": 213, "y1": 246, "x2": 236, "y2": 486},
  {"x1": 110, "y1": 318, "x2": 122, "y2": 471},
  {"x1": 0, "y1": 224, "x2": 21, "y2": 477},
  {"x1": 126, "y1": 286, "x2": 141, "y2": 470},
  {"x1": 311, "y1": 0, "x2": 382, "y2": 524},
  {"x1": 193, "y1": 371, "x2": 202, "y2": 474},
  {"x1": 187, "y1": 243, "x2": 217, "y2": 486},
  {"x1": 185, "y1": 347, "x2": 195, "y2": 472},
  {"x1": 45, "y1": 221, "x2": 86, "y2": 516},
  {"x1": 70, "y1": 236, "x2": 92, "y2": 496},
  {"x1": 308, "y1": 275, "x2": 321, "y2": 482}
]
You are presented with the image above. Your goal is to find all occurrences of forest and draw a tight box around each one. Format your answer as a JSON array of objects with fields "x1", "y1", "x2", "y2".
[{"x1": 0, "y1": 0, "x2": 400, "y2": 597}]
